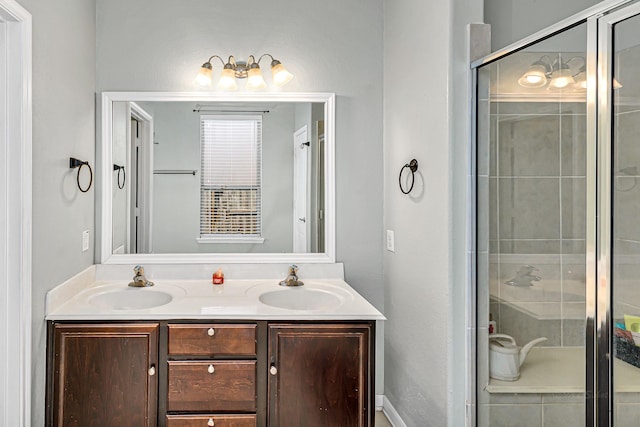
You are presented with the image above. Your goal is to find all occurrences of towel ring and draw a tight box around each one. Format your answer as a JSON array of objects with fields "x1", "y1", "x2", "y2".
[
  {"x1": 69, "y1": 157, "x2": 93, "y2": 193},
  {"x1": 113, "y1": 164, "x2": 126, "y2": 189},
  {"x1": 399, "y1": 159, "x2": 418, "y2": 194}
]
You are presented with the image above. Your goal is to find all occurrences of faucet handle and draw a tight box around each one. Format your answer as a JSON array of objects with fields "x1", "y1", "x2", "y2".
[
  {"x1": 289, "y1": 265, "x2": 298, "y2": 275},
  {"x1": 134, "y1": 265, "x2": 144, "y2": 276}
]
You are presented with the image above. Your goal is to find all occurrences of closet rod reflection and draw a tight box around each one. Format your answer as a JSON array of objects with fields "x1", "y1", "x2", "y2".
[{"x1": 153, "y1": 170, "x2": 197, "y2": 175}]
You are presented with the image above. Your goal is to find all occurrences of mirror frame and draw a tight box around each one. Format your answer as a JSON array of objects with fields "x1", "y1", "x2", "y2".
[{"x1": 99, "y1": 91, "x2": 336, "y2": 264}]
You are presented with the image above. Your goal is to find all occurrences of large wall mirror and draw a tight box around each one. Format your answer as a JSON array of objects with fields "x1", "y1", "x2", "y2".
[{"x1": 100, "y1": 92, "x2": 335, "y2": 264}]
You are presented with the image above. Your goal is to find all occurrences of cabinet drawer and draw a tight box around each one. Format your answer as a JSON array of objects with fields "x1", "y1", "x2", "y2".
[
  {"x1": 168, "y1": 324, "x2": 256, "y2": 356},
  {"x1": 166, "y1": 414, "x2": 256, "y2": 427},
  {"x1": 167, "y1": 361, "x2": 256, "y2": 412}
]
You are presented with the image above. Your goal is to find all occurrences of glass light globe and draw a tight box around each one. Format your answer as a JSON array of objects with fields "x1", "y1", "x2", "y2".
[
  {"x1": 195, "y1": 63, "x2": 213, "y2": 87},
  {"x1": 271, "y1": 61, "x2": 294, "y2": 87},
  {"x1": 218, "y1": 67, "x2": 238, "y2": 90},
  {"x1": 517, "y1": 64, "x2": 547, "y2": 88},
  {"x1": 246, "y1": 66, "x2": 267, "y2": 90},
  {"x1": 549, "y1": 69, "x2": 574, "y2": 89}
]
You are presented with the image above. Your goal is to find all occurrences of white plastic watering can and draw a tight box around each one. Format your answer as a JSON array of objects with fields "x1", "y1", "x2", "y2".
[{"x1": 489, "y1": 334, "x2": 547, "y2": 381}]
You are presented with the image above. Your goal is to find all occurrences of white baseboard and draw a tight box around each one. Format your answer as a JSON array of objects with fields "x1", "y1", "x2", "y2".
[
  {"x1": 382, "y1": 395, "x2": 407, "y2": 427},
  {"x1": 375, "y1": 394, "x2": 384, "y2": 410}
]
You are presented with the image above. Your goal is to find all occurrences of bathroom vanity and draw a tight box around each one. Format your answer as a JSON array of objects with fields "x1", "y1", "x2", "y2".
[
  {"x1": 42, "y1": 91, "x2": 384, "y2": 426},
  {"x1": 48, "y1": 320, "x2": 372, "y2": 427},
  {"x1": 44, "y1": 267, "x2": 383, "y2": 427}
]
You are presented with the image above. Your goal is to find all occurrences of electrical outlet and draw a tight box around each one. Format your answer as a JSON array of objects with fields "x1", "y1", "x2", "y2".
[
  {"x1": 82, "y1": 230, "x2": 90, "y2": 252},
  {"x1": 386, "y1": 230, "x2": 395, "y2": 252}
]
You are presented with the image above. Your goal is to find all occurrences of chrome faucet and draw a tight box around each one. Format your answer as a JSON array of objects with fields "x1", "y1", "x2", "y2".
[
  {"x1": 128, "y1": 265, "x2": 154, "y2": 287},
  {"x1": 279, "y1": 265, "x2": 304, "y2": 287},
  {"x1": 505, "y1": 265, "x2": 541, "y2": 287}
]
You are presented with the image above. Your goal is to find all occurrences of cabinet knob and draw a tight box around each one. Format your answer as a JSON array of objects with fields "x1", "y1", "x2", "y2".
[
  {"x1": 208, "y1": 364, "x2": 215, "y2": 374},
  {"x1": 207, "y1": 328, "x2": 215, "y2": 336},
  {"x1": 148, "y1": 365, "x2": 156, "y2": 376},
  {"x1": 270, "y1": 365, "x2": 278, "y2": 375},
  {"x1": 207, "y1": 418, "x2": 215, "y2": 427}
]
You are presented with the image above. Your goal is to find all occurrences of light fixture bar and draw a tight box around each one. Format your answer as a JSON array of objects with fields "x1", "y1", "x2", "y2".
[
  {"x1": 516, "y1": 54, "x2": 604, "y2": 92},
  {"x1": 194, "y1": 53, "x2": 294, "y2": 90}
]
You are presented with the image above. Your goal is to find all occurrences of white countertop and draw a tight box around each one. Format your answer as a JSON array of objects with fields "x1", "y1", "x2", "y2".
[
  {"x1": 486, "y1": 347, "x2": 640, "y2": 393},
  {"x1": 45, "y1": 266, "x2": 385, "y2": 321}
]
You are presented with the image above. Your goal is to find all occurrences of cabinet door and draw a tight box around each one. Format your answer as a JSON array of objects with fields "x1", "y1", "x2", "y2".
[
  {"x1": 268, "y1": 324, "x2": 371, "y2": 427},
  {"x1": 49, "y1": 323, "x2": 159, "y2": 427}
]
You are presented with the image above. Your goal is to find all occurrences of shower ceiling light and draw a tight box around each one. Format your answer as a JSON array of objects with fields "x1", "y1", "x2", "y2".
[{"x1": 195, "y1": 54, "x2": 294, "y2": 90}]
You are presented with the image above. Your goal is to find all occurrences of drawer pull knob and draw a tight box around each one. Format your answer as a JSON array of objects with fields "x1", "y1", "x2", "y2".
[
  {"x1": 207, "y1": 328, "x2": 215, "y2": 336},
  {"x1": 148, "y1": 365, "x2": 156, "y2": 376},
  {"x1": 270, "y1": 365, "x2": 278, "y2": 375},
  {"x1": 207, "y1": 418, "x2": 215, "y2": 427},
  {"x1": 208, "y1": 364, "x2": 215, "y2": 374}
]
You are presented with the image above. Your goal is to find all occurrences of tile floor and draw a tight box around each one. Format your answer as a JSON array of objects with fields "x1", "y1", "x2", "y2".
[{"x1": 376, "y1": 410, "x2": 393, "y2": 426}]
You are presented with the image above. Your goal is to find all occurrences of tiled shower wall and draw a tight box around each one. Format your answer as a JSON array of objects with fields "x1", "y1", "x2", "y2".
[
  {"x1": 614, "y1": 40, "x2": 640, "y2": 318},
  {"x1": 489, "y1": 100, "x2": 587, "y2": 347}
]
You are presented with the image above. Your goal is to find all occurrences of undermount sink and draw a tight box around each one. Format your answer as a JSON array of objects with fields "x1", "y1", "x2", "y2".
[
  {"x1": 88, "y1": 288, "x2": 173, "y2": 310},
  {"x1": 259, "y1": 288, "x2": 342, "y2": 310}
]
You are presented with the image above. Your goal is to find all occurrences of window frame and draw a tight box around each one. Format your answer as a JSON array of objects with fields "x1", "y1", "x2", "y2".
[{"x1": 197, "y1": 114, "x2": 264, "y2": 244}]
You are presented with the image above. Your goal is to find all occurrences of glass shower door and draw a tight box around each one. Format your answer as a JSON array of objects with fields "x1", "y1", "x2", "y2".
[
  {"x1": 609, "y1": 7, "x2": 640, "y2": 426},
  {"x1": 473, "y1": 2, "x2": 640, "y2": 426},
  {"x1": 476, "y1": 23, "x2": 589, "y2": 427}
]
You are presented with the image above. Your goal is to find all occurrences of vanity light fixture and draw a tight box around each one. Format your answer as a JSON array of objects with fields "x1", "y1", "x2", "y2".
[
  {"x1": 573, "y1": 66, "x2": 587, "y2": 90},
  {"x1": 517, "y1": 55, "x2": 592, "y2": 90},
  {"x1": 195, "y1": 54, "x2": 294, "y2": 90},
  {"x1": 563, "y1": 65, "x2": 622, "y2": 91},
  {"x1": 517, "y1": 56, "x2": 551, "y2": 88},
  {"x1": 548, "y1": 58, "x2": 579, "y2": 89},
  {"x1": 613, "y1": 76, "x2": 623, "y2": 89}
]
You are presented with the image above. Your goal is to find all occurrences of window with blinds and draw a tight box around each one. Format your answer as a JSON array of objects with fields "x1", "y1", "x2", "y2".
[{"x1": 200, "y1": 115, "x2": 262, "y2": 240}]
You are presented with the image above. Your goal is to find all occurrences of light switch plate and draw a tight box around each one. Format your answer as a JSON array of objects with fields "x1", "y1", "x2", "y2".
[
  {"x1": 386, "y1": 230, "x2": 395, "y2": 252},
  {"x1": 82, "y1": 230, "x2": 90, "y2": 252}
]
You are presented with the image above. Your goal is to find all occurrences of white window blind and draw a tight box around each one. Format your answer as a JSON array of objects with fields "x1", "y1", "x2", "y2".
[{"x1": 200, "y1": 115, "x2": 262, "y2": 238}]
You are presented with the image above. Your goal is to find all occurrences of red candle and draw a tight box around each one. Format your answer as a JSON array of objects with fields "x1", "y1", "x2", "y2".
[{"x1": 212, "y1": 268, "x2": 224, "y2": 285}]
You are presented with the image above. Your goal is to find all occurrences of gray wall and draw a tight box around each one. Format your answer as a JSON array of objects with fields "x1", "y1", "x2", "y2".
[
  {"x1": 19, "y1": 0, "x2": 97, "y2": 424},
  {"x1": 96, "y1": 0, "x2": 384, "y2": 306},
  {"x1": 484, "y1": 0, "x2": 601, "y2": 50},
  {"x1": 150, "y1": 102, "x2": 295, "y2": 253},
  {"x1": 383, "y1": 0, "x2": 482, "y2": 425}
]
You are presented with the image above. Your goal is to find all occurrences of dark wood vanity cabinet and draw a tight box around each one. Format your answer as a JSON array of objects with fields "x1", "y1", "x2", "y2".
[
  {"x1": 268, "y1": 324, "x2": 372, "y2": 427},
  {"x1": 165, "y1": 323, "x2": 259, "y2": 425},
  {"x1": 47, "y1": 321, "x2": 374, "y2": 427},
  {"x1": 46, "y1": 323, "x2": 159, "y2": 427}
]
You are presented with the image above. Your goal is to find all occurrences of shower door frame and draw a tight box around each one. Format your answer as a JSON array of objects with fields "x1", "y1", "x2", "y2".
[
  {"x1": 597, "y1": 4, "x2": 640, "y2": 425},
  {"x1": 469, "y1": 1, "x2": 639, "y2": 426}
]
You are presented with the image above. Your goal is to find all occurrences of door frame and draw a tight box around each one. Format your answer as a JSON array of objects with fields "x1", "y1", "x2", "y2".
[
  {"x1": 293, "y1": 125, "x2": 310, "y2": 252},
  {"x1": 128, "y1": 102, "x2": 153, "y2": 253},
  {"x1": 0, "y1": 1, "x2": 31, "y2": 426}
]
